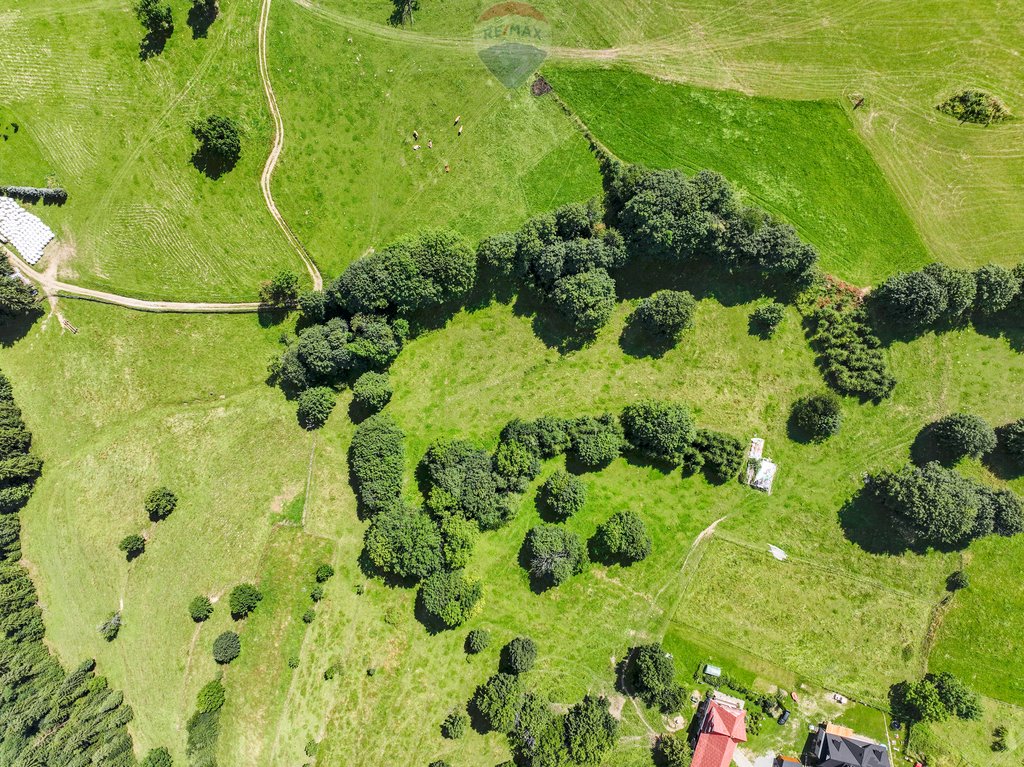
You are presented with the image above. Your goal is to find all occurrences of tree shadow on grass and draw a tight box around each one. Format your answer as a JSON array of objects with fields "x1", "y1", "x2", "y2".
[
  {"x1": 511, "y1": 285, "x2": 592, "y2": 354},
  {"x1": 187, "y1": 0, "x2": 218, "y2": 39},
  {"x1": 618, "y1": 312, "x2": 677, "y2": 359},
  {"x1": 191, "y1": 147, "x2": 238, "y2": 180},
  {"x1": 516, "y1": 536, "x2": 555, "y2": 595},
  {"x1": 837, "y1": 486, "x2": 911, "y2": 556},
  {"x1": 139, "y1": 29, "x2": 172, "y2": 61},
  {"x1": 256, "y1": 305, "x2": 290, "y2": 328},
  {"x1": 973, "y1": 311, "x2": 1024, "y2": 354},
  {"x1": 985, "y1": 427, "x2": 1023, "y2": 481},
  {"x1": 909, "y1": 422, "x2": 954, "y2": 466},
  {"x1": 0, "y1": 309, "x2": 42, "y2": 347}
]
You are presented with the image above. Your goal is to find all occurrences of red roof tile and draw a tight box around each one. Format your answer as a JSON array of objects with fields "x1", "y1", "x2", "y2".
[{"x1": 691, "y1": 701, "x2": 748, "y2": 767}]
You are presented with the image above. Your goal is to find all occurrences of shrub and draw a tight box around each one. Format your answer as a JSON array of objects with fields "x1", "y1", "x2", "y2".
[
  {"x1": 492, "y1": 438, "x2": 541, "y2": 494},
  {"x1": 418, "y1": 570, "x2": 482, "y2": 629},
  {"x1": 692, "y1": 429, "x2": 745, "y2": 483},
  {"x1": 620, "y1": 400, "x2": 695, "y2": 464},
  {"x1": 568, "y1": 414, "x2": 624, "y2": 469},
  {"x1": 189, "y1": 595, "x2": 214, "y2": 622},
  {"x1": 228, "y1": 583, "x2": 263, "y2": 619},
  {"x1": 259, "y1": 270, "x2": 300, "y2": 307},
  {"x1": 500, "y1": 636, "x2": 537, "y2": 675},
  {"x1": 145, "y1": 486, "x2": 178, "y2": 521},
  {"x1": 523, "y1": 525, "x2": 587, "y2": 587},
  {"x1": 807, "y1": 305, "x2": 895, "y2": 400},
  {"x1": 352, "y1": 371, "x2": 393, "y2": 414},
  {"x1": 302, "y1": 608, "x2": 315, "y2": 624},
  {"x1": 749, "y1": 302, "x2": 785, "y2": 337},
  {"x1": 310, "y1": 585, "x2": 324, "y2": 602},
  {"x1": 946, "y1": 570, "x2": 970, "y2": 591},
  {"x1": 297, "y1": 386, "x2": 336, "y2": 430},
  {"x1": 564, "y1": 695, "x2": 618, "y2": 765},
  {"x1": 465, "y1": 628, "x2": 491, "y2": 654},
  {"x1": 363, "y1": 506, "x2": 442, "y2": 580},
  {"x1": 213, "y1": 631, "x2": 241, "y2": 664},
  {"x1": 472, "y1": 672, "x2": 524, "y2": 733},
  {"x1": 551, "y1": 269, "x2": 617, "y2": 334},
  {"x1": 315, "y1": 563, "x2": 335, "y2": 582},
  {"x1": 937, "y1": 89, "x2": 1011, "y2": 124},
  {"x1": 196, "y1": 679, "x2": 226, "y2": 713},
  {"x1": 872, "y1": 270, "x2": 946, "y2": 330},
  {"x1": 930, "y1": 413, "x2": 997, "y2": 460},
  {"x1": 630, "y1": 290, "x2": 697, "y2": 339},
  {"x1": 983, "y1": 487, "x2": 1024, "y2": 536},
  {"x1": 141, "y1": 747, "x2": 174, "y2": 767},
  {"x1": 997, "y1": 417, "x2": 1024, "y2": 468},
  {"x1": 429, "y1": 761, "x2": 452, "y2": 767},
  {"x1": 974, "y1": 264, "x2": 1020, "y2": 315},
  {"x1": 441, "y1": 710, "x2": 468, "y2": 739},
  {"x1": 592, "y1": 511, "x2": 652, "y2": 564},
  {"x1": 349, "y1": 414, "x2": 405, "y2": 515},
  {"x1": 99, "y1": 612, "x2": 122, "y2": 642},
  {"x1": 537, "y1": 470, "x2": 586, "y2": 520},
  {"x1": 118, "y1": 534, "x2": 145, "y2": 560},
  {"x1": 191, "y1": 114, "x2": 241, "y2": 170},
  {"x1": 656, "y1": 733, "x2": 693, "y2": 767},
  {"x1": 790, "y1": 393, "x2": 843, "y2": 442},
  {"x1": 287, "y1": 655, "x2": 299, "y2": 669}
]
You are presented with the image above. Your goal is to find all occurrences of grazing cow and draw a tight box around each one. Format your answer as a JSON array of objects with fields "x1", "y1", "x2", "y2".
[
  {"x1": 458, "y1": 125, "x2": 463, "y2": 136},
  {"x1": 413, "y1": 144, "x2": 420, "y2": 150},
  {"x1": 454, "y1": 115, "x2": 461, "y2": 124},
  {"x1": 428, "y1": 140, "x2": 433, "y2": 149},
  {"x1": 413, "y1": 130, "x2": 419, "y2": 139}
]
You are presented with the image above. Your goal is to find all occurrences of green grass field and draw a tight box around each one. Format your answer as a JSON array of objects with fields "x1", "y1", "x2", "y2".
[{"x1": 3, "y1": 0, "x2": 1024, "y2": 765}]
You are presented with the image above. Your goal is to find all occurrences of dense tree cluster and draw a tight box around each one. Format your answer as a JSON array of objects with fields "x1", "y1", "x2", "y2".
[
  {"x1": 890, "y1": 672, "x2": 981, "y2": 724},
  {"x1": 790, "y1": 393, "x2": 843, "y2": 442},
  {"x1": 655, "y1": 733, "x2": 693, "y2": 767},
  {"x1": 349, "y1": 413, "x2": 405, "y2": 514},
  {"x1": 937, "y1": 89, "x2": 1011, "y2": 124},
  {"x1": 621, "y1": 400, "x2": 696, "y2": 464},
  {"x1": 0, "y1": 259, "x2": 38, "y2": 317},
  {"x1": 563, "y1": 695, "x2": 618, "y2": 765},
  {"x1": 228, "y1": 583, "x2": 263, "y2": 619},
  {"x1": 807, "y1": 303, "x2": 895, "y2": 400},
  {"x1": 627, "y1": 643, "x2": 686, "y2": 713},
  {"x1": 523, "y1": 524, "x2": 588, "y2": 588},
  {"x1": 473, "y1": 672, "x2": 525, "y2": 733},
  {"x1": 0, "y1": 370, "x2": 138, "y2": 764},
  {"x1": 870, "y1": 461, "x2": 1024, "y2": 548},
  {"x1": 690, "y1": 429, "x2": 745, "y2": 483},
  {"x1": 591, "y1": 511, "x2": 652, "y2": 565},
  {"x1": 537, "y1": 470, "x2": 586, "y2": 520},
  {"x1": 418, "y1": 569, "x2": 482, "y2": 629},
  {"x1": 364, "y1": 505, "x2": 443, "y2": 580},
  {"x1": 420, "y1": 438, "x2": 512, "y2": 530},
  {"x1": 628, "y1": 290, "x2": 697, "y2": 340},
  {"x1": 186, "y1": 677, "x2": 224, "y2": 766}
]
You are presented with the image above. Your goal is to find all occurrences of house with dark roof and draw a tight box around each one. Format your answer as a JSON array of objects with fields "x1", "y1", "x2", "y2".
[
  {"x1": 810, "y1": 724, "x2": 891, "y2": 767},
  {"x1": 692, "y1": 694, "x2": 747, "y2": 767}
]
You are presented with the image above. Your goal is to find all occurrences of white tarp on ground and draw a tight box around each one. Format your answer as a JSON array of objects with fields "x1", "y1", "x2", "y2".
[{"x1": 0, "y1": 196, "x2": 54, "y2": 265}]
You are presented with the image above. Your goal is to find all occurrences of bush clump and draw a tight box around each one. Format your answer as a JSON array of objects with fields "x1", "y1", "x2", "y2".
[
  {"x1": 99, "y1": 612, "x2": 122, "y2": 642},
  {"x1": 363, "y1": 506, "x2": 442, "y2": 580},
  {"x1": 937, "y1": 89, "x2": 1011, "y2": 124},
  {"x1": 189, "y1": 595, "x2": 214, "y2": 622},
  {"x1": 118, "y1": 534, "x2": 145, "y2": 560},
  {"x1": 523, "y1": 525, "x2": 587, "y2": 588},
  {"x1": 500, "y1": 636, "x2": 537, "y2": 674},
  {"x1": 930, "y1": 413, "x2": 997, "y2": 461},
  {"x1": 296, "y1": 386, "x2": 336, "y2": 430},
  {"x1": 620, "y1": 400, "x2": 695, "y2": 464},
  {"x1": 749, "y1": 302, "x2": 785, "y2": 337},
  {"x1": 441, "y1": 710, "x2": 468, "y2": 739},
  {"x1": 418, "y1": 570, "x2": 482, "y2": 629},
  {"x1": 628, "y1": 643, "x2": 686, "y2": 713},
  {"x1": 564, "y1": 695, "x2": 618, "y2": 766},
  {"x1": 629, "y1": 290, "x2": 697, "y2": 340},
  {"x1": 537, "y1": 470, "x2": 586, "y2": 520},
  {"x1": 315, "y1": 563, "x2": 335, "y2": 582},
  {"x1": 807, "y1": 305, "x2": 895, "y2": 400},
  {"x1": 145, "y1": 486, "x2": 178, "y2": 521},
  {"x1": 228, "y1": 583, "x2": 263, "y2": 619},
  {"x1": 140, "y1": 747, "x2": 173, "y2": 767},
  {"x1": 568, "y1": 414, "x2": 624, "y2": 470},
  {"x1": 973, "y1": 264, "x2": 1020, "y2": 316},
  {"x1": 196, "y1": 679, "x2": 226, "y2": 713},
  {"x1": 471, "y1": 672, "x2": 524, "y2": 733},
  {"x1": 213, "y1": 631, "x2": 241, "y2": 664},
  {"x1": 655, "y1": 733, "x2": 693, "y2": 767},
  {"x1": 352, "y1": 371, "x2": 393, "y2": 414},
  {"x1": 946, "y1": 570, "x2": 970, "y2": 592},
  {"x1": 465, "y1": 628, "x2": 491, "y2": 654},
  {"x1": 790, "y1": 393, "x2": 843, "y2": 442},
  {"x1": 349, "y1": 413, "x2": 406, "y2": 515},
  {"x1": 592, "y1": 511, "x2": 652, "y2": 565},
  {"x1": 691, "y1": 429, "x2": 745, "y2": 483}
]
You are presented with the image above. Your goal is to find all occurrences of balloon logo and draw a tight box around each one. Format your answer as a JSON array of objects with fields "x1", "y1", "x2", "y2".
[{"x1": 475, "y1": 3, "x2": 550, "y2": 89}]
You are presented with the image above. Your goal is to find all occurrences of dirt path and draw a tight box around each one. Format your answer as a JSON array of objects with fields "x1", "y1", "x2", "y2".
[{"x1": 258, "y1": 0, "x2": 322, "y2": 291}]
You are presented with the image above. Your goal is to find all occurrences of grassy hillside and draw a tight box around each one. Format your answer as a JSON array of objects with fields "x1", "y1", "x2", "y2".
[{"x1": 0, "y1": 0, "x2": 297, "y2": 300}]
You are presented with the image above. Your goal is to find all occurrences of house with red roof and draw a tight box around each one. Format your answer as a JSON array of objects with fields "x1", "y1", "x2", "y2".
[{"x1": 692, "y1": 694, "x2": 748, "y2": 767}]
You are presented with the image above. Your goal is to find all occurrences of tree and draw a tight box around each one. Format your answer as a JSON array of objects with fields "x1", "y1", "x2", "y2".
[
  {"x1": 790, "y1": 393, "x2": 843, "y2": 442},
  {"x1": 349, "y1": 413, "x2": 405, "y2": 514},
  {"x1": 228, "y1": 583, "x2": 263, "y2": 619},
  {"x1": 315, "y1": 563, "x2": 335, "y2": 582},
  {"x1": 923, "y1": 263, "x2": 976, "y2": 323},
  {"x1": 930, "y1": 412, "x2": 996, "y2": 460},
  {"x1": 656, "y1": 733, "x2": 692, "y2": 767},
  {"x1": 872, "y1": 270, "x2": 946, "y2": 330},
  {"x1": 420, "y1": 438, "x2": 510, "y2": 530},
  {"x1": 0, "y1": 260, "x2": 38, "y2": 316},
  {"x1": 189, "y1": 595, "x2": 213, "y2": 622},
  {"x1": 500, "y1": 636, "x2": 537, "y2": 674},
  {"x1": 629, "y1": 290, "x2": 697, "y2": 340},
  {"x1": 988, "y1": 487, "x2": 1024, "y2": 536},
  {"x1": 477, "y1": 232, "x2": 524, "y2": 278},
  {"x1": 551, "y1": 269, "x2": 617, "y2": 334},
  {"x1": 563, "y1": 696, "x2": 618, "y2": 765},
  {"x1": 259, "y1": 270, "x2": 300, "y2": 307},
  {"x1": 931, "y1": 671, "x2": 982, "y2": 720},
  {"x1": 363, "y1": 506, "x2": 442, "y2": 580},
  {"x1": 492, "y1": 438, "x2": 541, "y2": 494},
  {"x1": 352, "y1": 371, "x2": 393, "y2": 414},
  {"x1": 871, "y1": 462, "x2": 984, "y2": 548},
  {"x1": 213, "y1": 631, "x2": 241, "y2": 664},
  {"x1": 537, "y1": 470, "x2": 586, "y2": 520},
  {"x1": 592, "y1": 511, "x2": 652, "y2": 564},
  {"x1": 418, "y1": 570, "x2": 482, "y2": 628},
  {"x1": 296, "y1": 386, "x2": 336, "y2": 430},
  {"x1": 118, "y1": 534, "x2": 145, "y2": 560},
  {"x1": 1001, "y1": 418, "x2": 1024, "y2": 468},
  {"x1": 628, "y1": 644, "x2": 682, "y2": 711},
  {"x1": 190, "y1": 115, "x2": 241, "y2": 176},
  {"x1": 523, "y1": 525, "x2": 587, "y2": 587},
  {"x1": 749, "y1": 302, "x2": 784, "y2": 337},
  {"x1": 145, "y1": 486, "x2": 178, "y2": 521},
  {"x1": 465, "y1": 628, "x2": 491, "y2": 654},
  {"x1": 890, "y1": 673, "x2": 981, "y2": 724},
  {"x1": 472, "y1": 672, "x2": 524, "y2": 732},
  {"x1": 133, "y1": 0, "x2": 173, "y2": 35},
  {"x1": 973, "y1": 264, "x2": 1020, "y2": 315},
  {"x1": 99, "y1": 612, "x2": 122, "y2": 641},
  {"x1": 439, "y1": 514, "x2": 476, "y2": 570},
  {"x1": 620, "y1": 400, "x2": 695, "y2": 464},
  {"x1": 141, "y1": 747, "x2": 174, "y2": 767},
  {"x1": 347, "y1": 313, "x2": 406, "y2": 370},
  {"x1": 568, "y1": 414, "x2": 624, "y2": 469},
  {"x1": 441, "y1": 710, "x2": 467, "y2": 739},
  {"x1": 196, "y1": 679, "x2": 225, "y2": 713},
  {"x1": 298, "y1": 290, "x2": 327, "y2": 323},
  {"x1": 692, "y1": 429, "x2": 745, "y2": 483}
]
